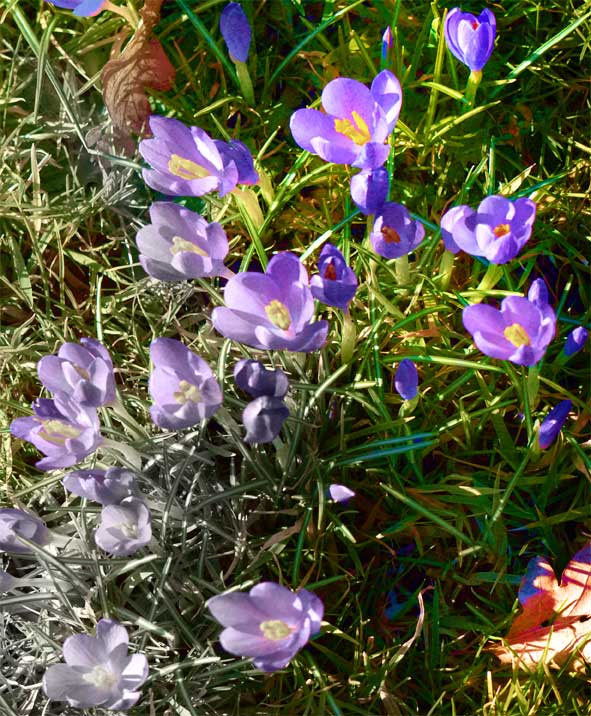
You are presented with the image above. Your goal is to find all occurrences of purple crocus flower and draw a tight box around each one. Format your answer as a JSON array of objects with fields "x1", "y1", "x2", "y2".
[
  {"x1": 440, "y1": 196, "x2": 536, "y2": 264},
  {"x1": 45, "y1": 0, "x2": 107, "y2": 16},
  {"x1": 43, "y1": 618, "x2": 148, "y2": 710},
  {"x1": 290, "y1": 70, "x2": 402, "y2": 170},
  {"x1": 381, "y1": 26, "x2": 393, "y2": 61},
  {"x1": 220, "y1": 3, "x2": 251, "y2": 63},
  {"x1": 350, "y1": 167, "x2": 389, "y2": 215},
  {"x1": 139, "y1": 116, "x2": 258, "y2": 198},
  {"x1": 444, "y1": 8, "x2": 496, "y2": 72},
  {"x1": 10, "y1": 398, "x2": 102, "y2": 471},
  {"x1": 564, "y1": 326, "x2": 588, "y2": 356},
  {"x1": 394, "y1": 359, "x2": 419, "y2": 400},
  {"x1": 310, "y1": 243, "x2": 358, "y2": 311},
  {"x1": 242, "y1": 396, "x2": 289, "y2": 443},
  {"x1": 462, "y1": 279, "x2": 557, "y2": 366},
  {"x1": 148, "y1": 338, "x2": 222, "y2": 430},
  {"x1": 539, "y1": 399, "x2": 572, "y2": 449},
  {"x1": 136, "y1": 202, "x2": 229, "y2": 281},
  {"x1": 211, "y1": 252, "x2": 329, "y2": 352},
  {"x1": 206, "y1": 582, "x2": 324, "y2": 672},
  {"x1": 327, "y1": 484, "x2": 356, "y2": 503},
  {"x1": 233, "y1": 359, "x2": 289, "y2": 398},
  {"x1": 0, "y1": 508, "x2": 49, "y2": 554},
  {"x1": 94, "y1": 497, "x2": 152, "y2": 556},
  {"x1": 37, "y1": 337, "x2": 116, "y2": 408},
  {"x1": 63, "y1": 468, "x2": 138, "y2": 506},
  {"x1": 370, "y1": 202, "x2": 425, "y2": 259}
]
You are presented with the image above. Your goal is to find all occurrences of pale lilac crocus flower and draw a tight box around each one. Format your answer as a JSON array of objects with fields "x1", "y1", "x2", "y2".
[
  {"x1": 63, "y1": 468, "x2": 138, "y2": 506},
  {"x1": 94, "y1": 497, "x2": 151, "y2": 556},
  {"x1": 242, "y1": 396, "x2": 289, "y2": 443},
  {"x1": 0, "y1": 508, "x2": 49, "y2": 554},
  {"x1": 327, "y1": 484, "x2": 356, "y2": 503},
  {"x1": 371, "y1": 202, "x2": 425, "y2": 259},
  {"x1": 233, "y1": 360, "x2": 289, "y2": 398}
]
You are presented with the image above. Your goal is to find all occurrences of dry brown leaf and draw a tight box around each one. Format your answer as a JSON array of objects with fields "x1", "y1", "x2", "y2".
[
  {"x1": 492, "y1": 543, "x2": 591, "y2": 673},
  {"x1": 101, "y1": 0, "x2": 175, "y2": 153}
]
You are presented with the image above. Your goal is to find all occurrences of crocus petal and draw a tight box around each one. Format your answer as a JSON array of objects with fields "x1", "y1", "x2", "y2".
[
  {"x1": 220, "y1": 2, "x2": 251, "y2": 63},
  {"x1": 539, "y1": 399, "x2": 572, "y2": 449}
]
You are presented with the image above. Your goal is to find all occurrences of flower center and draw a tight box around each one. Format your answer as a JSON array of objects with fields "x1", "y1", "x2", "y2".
[
  {"x1": 493, "y1": 223, "x2": 511, "y2": 238},
  {"x1": 503, "y1": 323, "x2": 531, "y2": 347},
  {"x1": 260, "y1": 619, "x2": 292, "y2": 641},
  {"x1": 471, "y1": 20, "x2": 479, "y2": 29},
  {"x1": 170, "y1": 236, "x2": 208, "y2": 256},
  {"x1": 174, "y1": 379, "x2": 202, "y2": 404},
  {"x1": 334, "y1": 111, "x2": 371, "y2": 146},
  {"x1": 82, "y1": 665, "x2": 118, "y2": 689},
  {"x1": 381, "y1": 225, "x2": 401, "y2": 244},
  {"x1": 265, "y1": 300, "x2": 291, "y2": 330},
  {"x1": 120, "y1": 522, "x2": 138, "y2": 539},
  {"x1": 37, "y1": 419, "x2": 82, "y2": 446},
  {"x1": 73, "y1": 365, "x2": 91, "y2": 380},
  {"x1": 168, "y1": 154, "x2": 210, "y2": 181},
  {"x1": 323, "y1": 261, "x2": 337, "y2": 280}
]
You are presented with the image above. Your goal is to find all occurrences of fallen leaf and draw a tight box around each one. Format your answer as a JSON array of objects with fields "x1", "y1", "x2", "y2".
[
  {"x1": 493, "y1": 543, "x2": 591, "y2": 674},
  {"x1": 101, "y1": 0, "x2": 175, "y2": 153}
]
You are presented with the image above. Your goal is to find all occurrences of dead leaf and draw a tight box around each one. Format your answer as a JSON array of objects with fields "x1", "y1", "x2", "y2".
[
  {"x1": 101, "y1": 0, "x2": 175, "y2": 153},
  {"x1": 493, "y1": 543, "x2": 591, "y2": 674}
]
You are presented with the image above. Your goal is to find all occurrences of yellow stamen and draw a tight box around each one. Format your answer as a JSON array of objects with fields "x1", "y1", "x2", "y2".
[
  {"x1": 265, "y1": 300, "x2": 291, "y2": 330},
  {"x1": 334, "y1": 111, "x2": 371, "y2": 146},
  {"x1": 173, "y1": 380, "x2": 202, "y2": 404},
  {"x1": 493, "y1": 223, "x2": 510, "y2": 238},
  {"x1": 503, "y1": 323, "x2": 531, "y2": 347},
  {"x1": 260, "y1": 619, "x2": 291, "y2": 641},
  {"x1": 37, "y1": 420, "x2": 82, "y2": 446},
  {"x1": 170, "y1": 236, "x2": 208, "y2": 256},
  {"x1": 168, "y1": 154, "x2": 210, "y2": 181},
  {"x1": 381, "y1": 226, "x2": 401, "y2": 244}
]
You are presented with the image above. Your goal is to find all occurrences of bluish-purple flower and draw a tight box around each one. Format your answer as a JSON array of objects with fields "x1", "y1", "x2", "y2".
[
  {"x1": 462, "y1": 279, "x2": 556, "y2": 366},
  {"x1": 0, "y1": 508, "x2": 49, "y2": 554},
  {"x1": 370, "y1": 202, "x2": 425, "y2": 259},
  {"x1": 350, "y1": 168, "x2": 389, "y2": 215},
  {"x1": 234, "y1": 360, "x2": 289, "y2": 398},
  {"x1": 45, "y1": 0, "x2": 107, "y2": 16},
  {"x1": 242, "y1": 396, "x2": 289, "y2": 443},
  {"x1": 290, "y1": 70, "x2": 402, "y2": 170},
  {"x1": 37, "y1": 337, "x2": 116, "y2": 408},
  {"x1": 327, "y1": 484, "x2": 356, "y2": 503},
  {"x1": 149, "y1": 338, "x2": 222, "y2": 430},
  {"x1": 211, "y1": 252, "x2": 328, "y2": 352},
  {"x1": 95, "y1": 497, "x2": 152, "y2": 556},
  {"x1": 564, "y1": 326, "x2": 588, "y2": 356},
  {"x1": 394, "y1": 359, "x2": 419, "y2": 400},
  {"x1": 220, "y1": 3, "x2": 251, "y2": 63},
  {"x1": 310, "y1": 243, "x2": 358, "y2": 311},
  {"x1": 63, "y1": 468, "x2": 138, "y2": 506},
  {"x1": 381, "y1": 26, "x2": 393, "y2": 61},
  {"x1": 207, "y1": 582, "x2": 324, "y2": 672},
  {"x1": 43, "y1": 618, "x2": 148, "y2": 710},
  {"x1": 10, "y1": 398, "x2": 102, "y2": 471},
  {"x1": 440, "y1": 196, "x2": 536, "y2": 263},
  {"x1": 139, "y1": 116, "x2": 258, "y2": 198},
  {"x1": 539, "y1": 399, "x2": 572, "y2": 449},
  {"x1": 136, "y1": 202, "x2": 229, "y2": 281},
  {"x1": 444, "y1": 8, "x2": 496, "y2": 72}
]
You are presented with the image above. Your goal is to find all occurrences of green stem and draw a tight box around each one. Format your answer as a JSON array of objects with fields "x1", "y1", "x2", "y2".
[
  {"x1": 395, "y1": 254, "x2": 410, "y2": 286},
  {"x1": 341, "y1": 311, "x2": 356, "y2": 365},
  {"x1": 437, "y1": 250, "x2": 454, "y2": 290},
  {"x1": 234, "y1": 60, "x2": 255, "y2": 105},
  {"x1": 476, "y1": 263, "x2": 503, "y2": 294},
  {"x1": 464, "y1": 70, "x2": 482, "y2": 112}
]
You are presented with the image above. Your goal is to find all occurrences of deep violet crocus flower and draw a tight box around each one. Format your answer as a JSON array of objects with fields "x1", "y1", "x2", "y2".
[
  {"x1": 136, "y1": 202, "x2": 229, "y2": 281},
  {"x1": 43, "y1": 618, "x2": 148, "y2": 710},
  {"x1": 290, "y1": 70, "x2": 402, "y2": 170},
  {"x1": 462, "y1": 279, "x2": 556, "y2": 366},
  {"x1": 327, "y1": 484, "x2": 356, "y2": 503},
  {"x1": 211, "y1": 252, "x2": 329, "y2": 352},
  {"x1": 538, "y1": 400, "x2": 572, "y2": 449},
  {"x1": 10, "y1": 398, "x2": 102, "y2": 471},
  {"x1": 94, "y1": 497, "x2": 152, "y2": 556},
  {"x1": 220, "y1": 3, "x2": 251, "y2": 63},
  {"x1": 440, "y1": 196, "x2": 536, "y2": 263},
  {"x1": 139, "y1": 116, "x2": 258, "y2": 198},
  {"x1": 37, "y1": 337, "x2": 116, "y2": 408},
  {"x1": 350, "y1": 167, "x2": 389, "y2": 215},
  {"x1": 148, "y1": 338, "x2": 222, "y2": 430},
  {"x1": 444, "y1": 8, "x2": 496, "y2": 72},
  {"x1": 206, "y1": 582, "x2": 324, "y2": 672},
  {"x1": 0, "y1": 508, "x2": 49, "y2": 554},
  {"x1": 310, "y1": 243, "x2": 358, "y2": 311},
  {"x1": 233, "y1": 360, "x2": 289, "y2": 398},
  {"x1": 45, "y1": 0, "x2": 107, "y2": 16},
  {"x1": 63, "y1": 468, "x2": 138, "y2": 506},
  {"x1": 370, "y1": 202, "x2": 425, "y2": 259},
  {"x1": 564, "y1": 326, "x2": 588, "y2": 356},
  {"x1": 242, "y1": 396, "x2": 289, "y2": 443},
  {"x1": 394, "y1": 359, "x2": 419, "y2": 400}
]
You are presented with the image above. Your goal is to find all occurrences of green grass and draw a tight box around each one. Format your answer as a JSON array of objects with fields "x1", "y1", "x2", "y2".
[{"x1": 1, "y1": 0, "x2": 590, "y2": 714}]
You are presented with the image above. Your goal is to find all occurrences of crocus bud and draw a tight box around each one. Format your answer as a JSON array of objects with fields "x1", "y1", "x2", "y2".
[
  {"x1": 564, "y1": 326, "x2": 588, "y2": 356},
  {"x1": 444, "y1": 8, "x2": 496, "y2": 72},
  {"x1": 220, "y1": 3, "x2": 251, "y2": 63},
  {"x1": 539, "y1": 400, "x2": 572, "y2": 449},
  {"x1": 242, "y1": 396, "x2": 289, "y2": 443},
  {"x1": 327, "y1": 484, "x2": 356, "y2": 503},
  {"x1": 310, "y1": 243, "x2": 358, "y2": 311},
  {"x1": 394, "y1": 359, "x2": 419, "y2": 400},
  {"x1": 350, "y1": 168, "x2": 389, "y2": 216},
  {"x1": 233, "y1": 360, "x2": 289, "y2": 398}
]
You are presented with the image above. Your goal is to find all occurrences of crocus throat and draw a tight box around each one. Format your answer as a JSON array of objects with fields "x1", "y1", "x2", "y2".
[
  {"x1": 471, "y1": 20, "x2": 479, "y2": 29},
  {"x1": 381, "y1": 225, "x2": 401, "y2": 244},
  {"x1": 260, "y1": 619, "x2": 292, "y2": 640},
  {"x1": 334, "y1": 111, "x2": 371, "y2": 146},
  {"x1": 83, "y1": 665, "x2": 118, "y2": 689},
  {"x1": 120, "y1": 522, "x2": 139, "y2": 539},
  {"x1": 168, "y1": 155, "x2": 210, "y2": 181},
  {"x1": 493, "y1": 223, "x2": 510, "y2": 238},
  {"x1": 170, "y1": 236, "x2": 208, "y2": 256},
  {"x1": 37, "y1": 420, "x2": 82, "y2": 445},
  {"x1": 504, "y1": 323, "x2": 531, "y2": 347},
  {"x1": 174, "y1": 380, "x2": 202, "y2": 404},
  {"x1": 265, "y1": 300, "x2": 291, "y2": 330},
  {"x1": 323, "y1": 261, "x2": 337, "y2": 280}
]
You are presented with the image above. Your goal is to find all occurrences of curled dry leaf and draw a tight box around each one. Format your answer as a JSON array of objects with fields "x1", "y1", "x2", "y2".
[
  {"x1": 101, "y1": 0, "x2": 175, "y2": 153},
  {"x1": 493, "y1": 543, "x2": 591, "y2": 674}
]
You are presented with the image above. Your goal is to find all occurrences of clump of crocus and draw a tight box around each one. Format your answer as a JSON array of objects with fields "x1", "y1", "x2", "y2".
[
  {"x1": 370, "y1": 202, "x2": 425, "y2": 259},
  {"x1": 234, "y1": 360, "x2": 289, "y2": 398},
  {"x1": 139, "y1": 115, "x2": 258, "y2": 197},
  {"x1": 43, "y1": 618, "x2": 148, "y2": 710},
  {"x1": 136, "y1": 202, "x2": 230, "y2": 281},
  {"x1": 564, "y1": 326, "x2": 588, "y2": 356},
  {"x1": 440, "y1": 196, "x2": 536, "y2": 264},
  {"x1": 310, "y1": 243, "x2": 358, "y2": 311},
  {"x1": 462, "y1": 278, "x2": 556, "y2": 366},
  {"x1": 394, "y1": 359, "x2": 419, "y2": 400},
  {"x1": 44, "y1": 0, "x2": 108, "y2": 16},
  {"x1": 206, "y1": 582, "x2": 324, "y2": 672},
  {"x1": 350, "y1": 168, "x2": 389, "y2": 215},
  {"x1": 63, "y1": 468, "x2": 138, "y2": 506},
  {"x1": 10, "y1": 397, "x2": 102, "y2": 471},
  {"x1": 37, "y1": 337, "x2": 116, "y2": 408},
  {"x1": 290, "y1": 70, "x2": 402, "y2": 169},
  {"x1": 234, "y1": 360, "x2": 290, "y2": 443},
  {"x1": 220, "y1": 3, "x2": 251, "y2": 62},
  {"x1": 94, "y1": 497, "x2": 152, "y2": 556},
  {"x1": 211, "y1": 252, "x2": 328, "y2": 352},
  {"x1": 327, "y1": 484, "x2": 356, "y2": 503},
  {"x1": 538, "y1": 399, "x2": 572, "y2": 449},
  {"x1": 148, "y1": 338, "x2": 222, "y2": 430},
  {"x1": 444, "y1": 8, "x2": 496, "y2": 72},
  {"x1": 0, "y1": 508, "x2": 49, "y2": 554}
]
